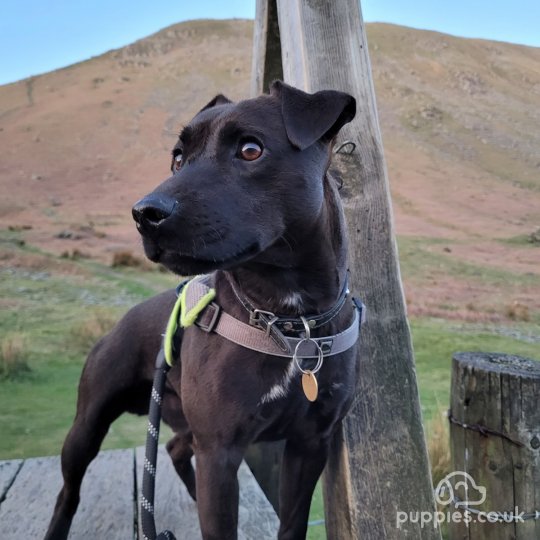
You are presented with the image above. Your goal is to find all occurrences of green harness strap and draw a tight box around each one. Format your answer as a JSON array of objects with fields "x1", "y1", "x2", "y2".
[{"x1": 163, "y1": 278, "x2": 216, "y2": 367}]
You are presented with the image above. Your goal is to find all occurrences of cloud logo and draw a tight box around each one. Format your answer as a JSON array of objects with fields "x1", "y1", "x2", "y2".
[{"x1": 435, "y1": 471, "x2": 487, "y2": 508}]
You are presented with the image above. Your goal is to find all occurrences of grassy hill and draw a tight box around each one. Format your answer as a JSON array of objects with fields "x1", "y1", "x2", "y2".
[{"x1": 1, "y1": 19, "x2": 538, "y2": 322}]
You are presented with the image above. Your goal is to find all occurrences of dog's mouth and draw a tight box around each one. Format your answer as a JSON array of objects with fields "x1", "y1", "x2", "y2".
[{"x1": 144, "y1": 239, "x2": 261, "y2": 274}]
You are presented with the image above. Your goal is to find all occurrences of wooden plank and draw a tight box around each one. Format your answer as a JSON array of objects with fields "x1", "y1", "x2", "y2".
[
  {"x1": 0, "y1": 455, "x2": 63, "y2": 539},
  {"x1": 0, "y1": 449, "x2": 134, "y2": 540},
  {"x1": 274, "y1": 1, "x2": 439, "y2": 538},
  {"x1": 237, "y1": 457, "x2": 280, "y2": 539},
  {"x1": 0, "y1": 459, "x2": 22, "y2": 502},
  {"x1": 251, "y1": 0, "x2": 283, "y2": 96},
  {"x1": 70, "y1": 448, "x2": 135, "y2": 539},
  {"x1": 135, "y1": 445, "x2": 279, "y2": 539}
]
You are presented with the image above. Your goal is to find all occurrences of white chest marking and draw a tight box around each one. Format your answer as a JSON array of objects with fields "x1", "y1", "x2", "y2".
[
  {"x1": 260, "y1": 359, "x2": 297, "y2": 404},
  {"x1": 281, "y1": 292, "x2": 303, "y2": 310}
]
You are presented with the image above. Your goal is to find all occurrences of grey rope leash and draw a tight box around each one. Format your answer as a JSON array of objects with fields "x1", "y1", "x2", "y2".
[
  {"x1": 140, "y1": 347, "x2": 177, "y2": 540},
  {"x1": 141, "y1": 280, "x2": 189, "y2": 540}
]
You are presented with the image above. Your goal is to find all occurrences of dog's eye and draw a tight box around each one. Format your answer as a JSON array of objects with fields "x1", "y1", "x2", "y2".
[
  {"x1": 239, "y1": 141, "x2": 263, "y2": 161},
  {"x1": 173, "y1": 152, "x2": 183, "y2": 171}
]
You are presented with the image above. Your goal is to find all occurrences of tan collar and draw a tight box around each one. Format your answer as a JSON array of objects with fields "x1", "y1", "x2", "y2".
[{"x1": 180, "y1": 275, "x2": 364, "y2": 359}]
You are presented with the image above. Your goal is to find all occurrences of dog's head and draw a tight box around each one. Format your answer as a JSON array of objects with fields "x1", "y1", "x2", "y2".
[{"x1": 132, "y1": 81, "x2": 355, "y2": 275}]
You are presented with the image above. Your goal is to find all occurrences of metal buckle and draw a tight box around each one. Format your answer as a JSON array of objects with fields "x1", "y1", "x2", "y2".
[
  {"x1": 197, "y1": 303, "x2": 221, "y2": 333},
  {"x1": 249, "y1": 309, "x2": 279, "y2": 336}
]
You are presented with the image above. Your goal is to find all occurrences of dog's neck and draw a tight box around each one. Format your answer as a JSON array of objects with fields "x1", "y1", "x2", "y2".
[{"x1": 221, "y1": 176, "x2": 347, "y2": 315}]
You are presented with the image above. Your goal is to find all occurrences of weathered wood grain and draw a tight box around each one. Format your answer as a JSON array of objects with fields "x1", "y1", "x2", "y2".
[
  {"x1": 237, "y1": 457, "x2": 280, "y2": 539},
  {"x1": 450, "y1": 352, "x2": 540, "y2": 540},
  {"x1": 273, "y1": 1, "x2": 439, "y2": 538},
  {"x1": 251, "y1": 0, "x2": 283, "y2": 96},
  {"x1": 135, "y1": 446, "x2": 279, "y2": 539},
  {"x1": 0, "y1": 459, "x2": 22, "y2": 502},
  {"x1": 0, "y1": 455, "x2": 63, "y2": 539},
  {"x1": 0, "y1": 449, "x2": 134, "y2": 540},
  {"x1": 70, "y1": 448, "x2": 135, "y2": 539},
  {"x1": 0, "y1": 447, "x2": 278, "y2": 539}
]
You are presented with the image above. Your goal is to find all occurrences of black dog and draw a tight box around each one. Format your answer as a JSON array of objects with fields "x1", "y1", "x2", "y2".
[{"x1": 46, "y1": 81, "x2": 359, "y2": 540}]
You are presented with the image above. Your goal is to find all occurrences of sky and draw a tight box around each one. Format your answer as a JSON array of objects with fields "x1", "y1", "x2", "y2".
[{"x1": 1, "y1": 0, "x2": 539, "y2": 85}]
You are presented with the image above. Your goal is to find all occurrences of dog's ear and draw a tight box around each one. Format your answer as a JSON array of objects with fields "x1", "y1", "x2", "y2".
[
  {"x1": 271, "y1": 80, "x2": 356, "y2": 150},
  {"x1": 199, "y1": 94, "x2": 232, "y2": 113}
]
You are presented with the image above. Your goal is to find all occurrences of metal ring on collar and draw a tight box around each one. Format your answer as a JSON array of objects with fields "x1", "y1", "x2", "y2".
[{"x1": 292, "y1": 338, "x2": 324, "y2": 375}]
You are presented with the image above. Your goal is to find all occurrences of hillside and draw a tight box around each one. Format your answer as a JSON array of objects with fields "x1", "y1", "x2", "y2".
[{"x1": 1, "y1": 19, "x2": 539, "y2": 322}]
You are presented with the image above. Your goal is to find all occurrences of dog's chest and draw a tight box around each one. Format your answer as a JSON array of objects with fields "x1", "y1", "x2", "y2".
[
  {"x1": 260, "y1": 358, "x2": 297, "y2": 404},
  {"x1": 179, "y1": 317, "x2": 357, "y2": 441}
]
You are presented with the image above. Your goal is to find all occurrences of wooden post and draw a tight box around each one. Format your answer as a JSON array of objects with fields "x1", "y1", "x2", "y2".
[
  {"x1": 251, "y1": 0, "x2": 283, "y2": 96},
  {"x1": 449, "y1": 352, "x2": 540, "y2": 540},
  {"x1": 251, "y1": 1, "x2": 439, "y2": 538}
]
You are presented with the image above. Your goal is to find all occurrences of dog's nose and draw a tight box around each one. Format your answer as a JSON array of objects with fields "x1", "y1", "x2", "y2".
[{"x1": 132, "y1": 194, "x2": 177, "y2": 228}]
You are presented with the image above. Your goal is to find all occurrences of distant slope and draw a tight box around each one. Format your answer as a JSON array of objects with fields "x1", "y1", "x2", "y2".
[
  {"x1": 368, "y1": 24, "x2": 540, "y2": 235},
  {"x1": 1, "y1": 19, "x2": 539, "y2": 320},
  {"x1": 0, "y1": 20, "x2": 253, "y2": 257}
]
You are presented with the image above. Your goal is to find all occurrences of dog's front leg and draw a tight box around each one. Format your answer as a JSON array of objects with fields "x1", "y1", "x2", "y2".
[
  {"x1": 194, "y1": 444, "x2": 244, "y2": 540},
  {"x1": 278, "y1": 437, "x2": 330, "y2": 540}
]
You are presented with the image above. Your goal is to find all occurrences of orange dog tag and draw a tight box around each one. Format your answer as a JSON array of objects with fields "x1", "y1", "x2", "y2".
[{"x1": 301, "y1": 371, "x2": 318, "y2": 402}]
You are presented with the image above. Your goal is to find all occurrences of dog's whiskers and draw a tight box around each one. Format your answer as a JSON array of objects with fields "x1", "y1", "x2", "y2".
[
  {"x1": 209, "y1": 226, "x2": 224, "y2": 242},
  {"x1": 279, "y1": 234, "x2": 294, "y2": 255}
]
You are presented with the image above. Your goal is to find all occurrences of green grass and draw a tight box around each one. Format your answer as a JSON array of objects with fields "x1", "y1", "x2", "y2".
[
  {"x1": 0, "y1": 231, "x2": 177, "y2": 457},
  {"x1": 499, "y1": 233, "x2": 540, "y2": 247},
  {"x1": 397, "y1": 235, "x2": 539, "y2": 289}
]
